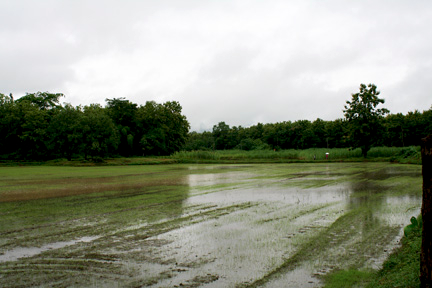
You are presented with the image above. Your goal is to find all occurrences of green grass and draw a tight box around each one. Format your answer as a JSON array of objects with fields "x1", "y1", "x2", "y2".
[
  {"x1": 323, "y1": 269, "x2": 372, "y2": 288},
  {"x1": 367, "y1": 226, "x2": 421, "y2": 288},
  {"x1": 0, "y1": 156, "x2": 178, "y2": 167},
  {"x1": 170, "y1": 150, "x2": 222, "y2": 160},
  {"x1": 322, "y1": 224, "x2": 422, "y2": 288},
  {"x1": 0, "y1": 146, "x2": 421, "y2": 166},
  {"x1": 171, "y1": 147, "x2": 421, "y2": 164}
]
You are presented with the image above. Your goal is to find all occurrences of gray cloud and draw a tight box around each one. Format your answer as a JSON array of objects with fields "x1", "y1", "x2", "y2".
[{"x1": 1, "y1": 0, "x2": 431, "y2": 131}]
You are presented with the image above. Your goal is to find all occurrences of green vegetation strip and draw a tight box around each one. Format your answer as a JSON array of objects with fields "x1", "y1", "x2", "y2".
[
  {"x1": 323, "y1": 225, "x2": 421, "y2": 288},
  {"x1": 172, "y1": 146, "x2": 421, "y2": 164}
]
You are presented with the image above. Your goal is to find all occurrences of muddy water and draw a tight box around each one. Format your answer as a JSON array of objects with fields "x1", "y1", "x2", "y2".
[
  {"x1": 0, "y1": 236, "x2": 99, "y2": 262},
  {"x1": 146, "y1": 164, "x2": 421, "y2": 287},
  {"x1": 0, "y1": 163, "x2": 422, "y2": 287}
]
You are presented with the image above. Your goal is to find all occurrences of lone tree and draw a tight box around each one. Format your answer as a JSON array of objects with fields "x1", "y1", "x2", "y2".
[{"x1": 343, "y1": 83, "x2": 389, "y2": 157}]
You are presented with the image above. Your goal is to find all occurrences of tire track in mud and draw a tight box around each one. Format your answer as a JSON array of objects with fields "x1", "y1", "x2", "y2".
[
  {"x1": 243, "y1": 206, "x2": 402, "y2": 288},
  {"x1": 0, "y1": 192, "x2": 188, "y2": 250},
  {"x1": 141, "y1": 201, "x2": 344, "y2": 288},
  {"x1": 1, "y1": 260, "x2": 131, "y2": 288},
  {"x1": 0, "y1": 202, "x2": 255, "y2": 288}
]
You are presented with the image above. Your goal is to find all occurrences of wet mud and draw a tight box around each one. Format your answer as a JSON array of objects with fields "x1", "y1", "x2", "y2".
[{"x1": 0, "y1": 163, "x2": 422, "y2": 287}]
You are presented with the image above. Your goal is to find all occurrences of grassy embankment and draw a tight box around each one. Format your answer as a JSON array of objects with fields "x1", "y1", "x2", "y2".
[
  {"x1": 323, "y1": 222, "x2": 421, "y2": 288},
  {"x1": 0, "y1": 146, "x2": 420, "y2": 167},
  {"x1": 171, "y1": 146, "x2": 421, "y2": 164}
]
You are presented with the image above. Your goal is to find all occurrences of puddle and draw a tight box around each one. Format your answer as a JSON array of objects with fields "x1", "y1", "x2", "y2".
[
  {"x1": 187, "y1": 171, "x2": 250, "y2": 187},
  {"x1": 0, "y1": 236, "x2": 99, "y2": 262},
  {"x1": 188, "y1": 184, "x2": 351, "y2": 206}
]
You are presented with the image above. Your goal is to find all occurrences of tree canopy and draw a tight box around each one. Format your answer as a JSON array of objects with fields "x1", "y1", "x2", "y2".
[
  {"x1": 1, "y1": 89, "x2": 431, "y2": 161},
  {"x1": 184, "y1": 107, "x2": 431, "y2": 153},
  {"x1": 343, "y1": 84, "x2": 389, "y2": 157},
  {"x1": 0, "y1": 92, "x2": 190, "y2": 160}
]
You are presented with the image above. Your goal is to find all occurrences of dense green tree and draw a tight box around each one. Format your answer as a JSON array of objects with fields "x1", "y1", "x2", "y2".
[
  {"x1": 423, "y1": 107, "x2": 432, "y2": 136},
  {"x1": 183, "y1": 131, "x2": 215, "y2": 150},
  {"x1": 291, "y1": 120, "x2": 315, "y2": 149},
  {"x1": 47, "y1": 104, "x2": 84, "y2": 160},
  {"x1": 136, "y1": 101, "x2": 189, "y2": 155},
  {"x1": 15, "y1": 100, "x2": 51, "y2": 159},
  {"x1": 325, "y1": 119, "x2": 348, "y2": 148},
  {"x1": 404, "y1": 110, "x2": 425, "y2": 146},
  {"x1": 0, "y1": 94, "x2": 20, "y2": 158},
  {"x1": 212, "y1": 122, "x2": 234, "y2": 150},
  {"x1": 105, "y1": 98, "x2": 138, "y2": 156},
  {"x1": 248, "y1": 123, "x2": 265, "y2": 141},
  {"x1": 1, "y1": 92, "x2": 64, "y2": 159},
  {"x1": 261, "y1": 122, "x2": 292, "y2": 149},
  {"x1": 312, "y1": 118, "x2": 327, "y2": 148},
  {"x1": 383, "y1": 113, "x2": 406, "y2": 147},
  {"x1": 15, "y1": 92, "x2": 63, "y2": 110},
  {"x1": 1, "y1": 90, "x2": 430, "y2": 160},
  {"x1": 277, "y1": 122, "x2": 294, "y2": 149},
  {"x1": 1, "y1": 92, "x2": 190, "y2": 159},
  {"x1": 184, "y1": 106, "x2": 430, "y2": 153},
  {"x1": 81, "y1": 104, "x2": 119, "y2": 160},
  {"x1": 261, "y1": 123, "x2": 277, "y2": 149},
  {"x1": 344, "y1": 84, "x2": 389, "y2": 157},
  {"x1": 136, "y1": 101, "x2": 160, "y2": 155},
  {"x1": 161, "y1": 101, "x2": 190, "y2": 154}
]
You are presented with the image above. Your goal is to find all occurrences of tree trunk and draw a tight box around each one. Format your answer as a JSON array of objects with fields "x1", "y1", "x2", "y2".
[{"x1": 421, "y1": 134, "x2": 432, "y2": 287}]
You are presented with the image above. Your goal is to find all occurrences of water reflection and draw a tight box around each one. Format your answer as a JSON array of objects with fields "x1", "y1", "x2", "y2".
[
  {"x1": 163, "y1": 163, "x2": 423, "y2": 287},
  {"x1": 184, "y1": 164, "x2": 421, "y2": 214},
  {"x1": 187, "y1": 172, "x2": 247, "y2": 187},
  {"x1": 358, "y1": 165, "x2": 421, "y2": 181},
  {"x1": 348, "y1": 166, "x2": 421, "y2": 234},
  {"x1": 5, "y1": 164, "x2": 421, "y2": 287}
]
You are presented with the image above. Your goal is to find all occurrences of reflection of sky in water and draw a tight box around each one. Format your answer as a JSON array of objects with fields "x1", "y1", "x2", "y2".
[
  {"x1": 186, "y1": 183, "x2": 351, "y2": 206},
  {"x1": 185, "y1": 165, "x2": 421, "y2": 208},
  {"x1": 186, "y1": 172, "x2": 243, "y2": 187},
  {"x1": 186, "y1": 169, "x2": 351, "y2": 206},
  {"x1": 0, "y1": 236, "x2": 99, "y2": 262}
]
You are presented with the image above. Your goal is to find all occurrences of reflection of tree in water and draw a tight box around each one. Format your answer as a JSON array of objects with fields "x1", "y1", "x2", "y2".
[
  {"x1": 139, "y1": 175, "x2": 190, "y2": 221},
  {"x1": 344, "y1": 165, "x2": 420, "y2": 253},
  {"x1": 348, "y1": 176, "x2": 390, "y2": 233},
  {"x1": 355, "y1": 166, "x2": 421, "y2": 181}
]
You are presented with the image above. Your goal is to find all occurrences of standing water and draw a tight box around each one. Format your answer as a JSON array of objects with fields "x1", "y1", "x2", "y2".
[{"x1": 0, "y1": 163, "x2": 422, "y2": 287}]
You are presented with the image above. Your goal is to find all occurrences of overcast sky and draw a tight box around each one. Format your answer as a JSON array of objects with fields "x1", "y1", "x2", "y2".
[{"x1": 1, "y1": 0, "x2": 431, "y2": 131}]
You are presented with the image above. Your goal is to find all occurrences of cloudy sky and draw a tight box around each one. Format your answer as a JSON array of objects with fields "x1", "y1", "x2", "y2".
[{"x1": 1, "y1": 0, "x2": 431, "y2": 131}]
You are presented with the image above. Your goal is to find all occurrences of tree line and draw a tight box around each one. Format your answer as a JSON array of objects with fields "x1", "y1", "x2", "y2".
[
  {"x1": 1, "y1": 85, "x2": 431, "y2": 161},
  {"x1": 185, "y1": 85, "x2": 432, "y2": 154},
  {"x1": 184, "y1": 111, "x2": 431, "y2": 152},
  {"x1": 0, "y1": 92, "x2": 190, "y2": 160}
]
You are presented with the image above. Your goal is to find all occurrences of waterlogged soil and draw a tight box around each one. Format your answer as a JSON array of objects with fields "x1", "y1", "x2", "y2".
[{"x1": 0, "y1": 163, "x2": 422, "y2": 287}]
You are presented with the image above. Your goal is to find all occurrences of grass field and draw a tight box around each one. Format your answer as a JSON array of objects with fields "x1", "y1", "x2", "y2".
[
  {"x1": 171, "y1": 146, "x2": 421, "y2": 164},
  {"x1": 0, "y1": 146, "x2": 421, "y2": 167}
]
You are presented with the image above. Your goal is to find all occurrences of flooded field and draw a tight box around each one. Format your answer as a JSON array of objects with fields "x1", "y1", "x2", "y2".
[{"x1": 0, "y1": 163, "x2": 422, "y2": 287}]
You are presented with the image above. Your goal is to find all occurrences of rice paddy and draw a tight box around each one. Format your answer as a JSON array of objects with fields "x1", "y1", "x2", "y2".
[{"x1": 0, "y1": 163, "x2": 422, "y2": 287}]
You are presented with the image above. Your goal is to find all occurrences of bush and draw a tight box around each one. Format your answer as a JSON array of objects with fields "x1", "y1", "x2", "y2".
[{"x1": 171, "y1": 150, "x2": 220, "y2": 160}]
